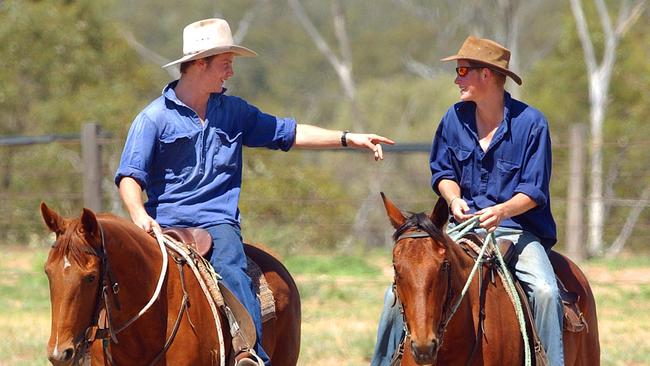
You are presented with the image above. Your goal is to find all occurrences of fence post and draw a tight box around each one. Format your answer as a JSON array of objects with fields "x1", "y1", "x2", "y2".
[
  {"x1": 82, "y1": 122, "x2": 102, "y2": 212},
  {"x1": 566, "y1": 124, "x2": 586, "y2": 261}
]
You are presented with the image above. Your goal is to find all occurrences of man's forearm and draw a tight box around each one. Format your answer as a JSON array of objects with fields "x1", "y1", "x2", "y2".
[
  {"x1": 118, "y1": 177, "x2": 147, "y2": 219},
  {"x1": 497, "y1": 193, "x2": 538, "y2": 218},
  {"x1": 437, "y1": 179, "x2": 461, "y2": 205},
  {"x1": 294, "y1": 124, "x2": 343, "y2": 148}
]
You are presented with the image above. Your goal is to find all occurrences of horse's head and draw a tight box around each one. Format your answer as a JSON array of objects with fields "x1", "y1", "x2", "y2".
[
  {"x1": 41, "y1": 202, "x2": 104, "y2": 366},
  {"x1": 381, "y1": 193, "x2": 453, "y2": 365}
]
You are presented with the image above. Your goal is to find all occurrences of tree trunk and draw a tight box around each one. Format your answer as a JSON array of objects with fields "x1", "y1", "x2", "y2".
[
  {"x1": 566, "y1": 124, "x2": 586, "y2": 261},
  {"x1": 606, "y1": 185, "x2": 650, "y2": 257},
  {"x1": 570, "y1": 0, "x2": 646, "y2": 256}
]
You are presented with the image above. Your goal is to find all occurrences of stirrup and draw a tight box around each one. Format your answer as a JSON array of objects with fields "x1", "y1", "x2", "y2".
[{"x1": 235, "y1": 350, "x2": 264, "y2": 366}]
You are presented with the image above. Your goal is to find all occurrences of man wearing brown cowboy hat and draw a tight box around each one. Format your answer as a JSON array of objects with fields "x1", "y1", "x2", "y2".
[
  {"x1": 371, "y1": 36, "x2": 563, "y2": 366},
  {"x1": 114, "y1": 18, "x2": 394, "y2": 366}
]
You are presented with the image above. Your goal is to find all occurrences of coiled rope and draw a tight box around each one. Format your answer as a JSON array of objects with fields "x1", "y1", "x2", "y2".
[{"x1": 446, "y1": 217, "x2": 532, "y2": 366}]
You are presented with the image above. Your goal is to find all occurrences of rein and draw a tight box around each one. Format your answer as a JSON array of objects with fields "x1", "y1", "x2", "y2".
[{"x1": 392, "y1": 216, "x2": 532, "y2": 366}]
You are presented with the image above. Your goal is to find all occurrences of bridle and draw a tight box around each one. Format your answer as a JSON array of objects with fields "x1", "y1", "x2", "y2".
[
  {"x1": 391, "y1": 215, "x2": 519, "y2": 365},
  {"x1": 56, "y1": 222, "x2": 174, "y2": 365},
  {"x1": 392, "y1": 230, "x2": 457, "y2": 350},
  {"x1": 64, "y1": 222, "x2": 121, "y2": 364}
]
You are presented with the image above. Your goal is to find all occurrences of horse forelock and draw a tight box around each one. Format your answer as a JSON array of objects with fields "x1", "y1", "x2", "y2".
[
  {"x1": 50, "y1": 220, "x2": 96, "y2": 267},
  {"x1": 393, "y1": 212, "x2": 447, "y2": 245}
]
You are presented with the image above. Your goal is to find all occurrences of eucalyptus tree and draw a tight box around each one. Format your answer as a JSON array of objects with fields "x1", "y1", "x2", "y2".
[
  {"x1": 569, "y1": 0, "x2": 646, "y2": 256},
  {"x1": 392, "y1": 0, "x2": 562, "y2": 98},
  {"x1": 0, "y1": 0, "x2": 161, "y2": 243}
]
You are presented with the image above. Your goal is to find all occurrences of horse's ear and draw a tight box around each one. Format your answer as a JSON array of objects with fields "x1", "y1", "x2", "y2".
[
  {"x1": 381, "y1": 192, "x2": 406, "y2": 229},
  {"x1": 430, "y1": 197, "x2": 449, "y2": 229},
  {"x1": 41, "y1": 202, "x2": 66, "y2": 235},
  {"x1": 81, "y1": 208, "x2": 100, "y2": 241}
]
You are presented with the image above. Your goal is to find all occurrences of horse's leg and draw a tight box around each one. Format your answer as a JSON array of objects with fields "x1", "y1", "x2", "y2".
[
  {"x1": 244, "y1": 244, "x2": 301, "y2": 366},
  {"x1": 549, "y1": 251, "x2": 600, "y2": 366}
]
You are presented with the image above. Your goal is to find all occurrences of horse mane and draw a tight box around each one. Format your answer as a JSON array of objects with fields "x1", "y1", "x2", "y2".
[
  {"x1": 50, "y1": 213, "x2": 129, "y2": 267},
  {"x1": 393, "y1": 212, "x2": 447, "y2": 245}
]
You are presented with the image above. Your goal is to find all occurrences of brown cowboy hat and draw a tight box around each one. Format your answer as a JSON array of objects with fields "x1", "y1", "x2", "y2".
[{"x1": 441, "y1": 36, "x2": 522, "y2": 85}]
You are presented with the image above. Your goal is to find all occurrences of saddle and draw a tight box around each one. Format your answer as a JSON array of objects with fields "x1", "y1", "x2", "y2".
[
  {"x1": 162, "y1": 227, "x2": 276, "y2": 364},
  {"x1": 457, "y1": 233, "x2": 588, "y2": 365}
]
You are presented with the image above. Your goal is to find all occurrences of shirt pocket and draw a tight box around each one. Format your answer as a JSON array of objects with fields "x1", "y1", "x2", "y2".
[
  {"x1": 158, "y1": 131, "x2": 199, "y2": 181},
  {"x1": 211, "y1": 129, "x2": 242, "y2": 171},
  {"x1": 450, "y1": 147, "x2": 473, "y2": 188},
  {"x1": 495, "y1": 158, "x2": 521, "y2": 197}
]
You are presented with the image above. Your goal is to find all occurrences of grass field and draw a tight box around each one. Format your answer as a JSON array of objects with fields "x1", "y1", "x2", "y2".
[{"x1": 1, "y1": 247, "x2": 649, "y2": 366}]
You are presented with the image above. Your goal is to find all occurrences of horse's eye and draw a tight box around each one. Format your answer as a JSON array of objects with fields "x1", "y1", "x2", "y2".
[{"x1": 84, "y1": 274, "x2": 97, "y2": 283}]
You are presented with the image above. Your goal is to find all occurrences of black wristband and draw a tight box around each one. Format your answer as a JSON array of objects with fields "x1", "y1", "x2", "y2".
[{"x1": 340, "y1": 130, "x2": 349, "y2": 147}]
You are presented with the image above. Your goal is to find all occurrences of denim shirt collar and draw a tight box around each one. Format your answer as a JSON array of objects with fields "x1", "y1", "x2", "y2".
[
  {"x1": 162, "y1": 80, "x2": 227, "y2": 109},
  {"x1": 458, "y1": 91, "x2": 513, "y2": 154}
]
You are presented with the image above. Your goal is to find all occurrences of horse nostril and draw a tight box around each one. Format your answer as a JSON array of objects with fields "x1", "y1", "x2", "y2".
[
  {"x1": 63, "y1": 348, "x2": 74, "y2": 361},
  {"x1": 47, "y1": 346, "x2": 75, "y2": 364},
  {"x1": 431, "y1": 338, "x2": 439, "y2": 351},
  {"x1": 410, "y1": 338, "x2": 438, "y2": 362}
]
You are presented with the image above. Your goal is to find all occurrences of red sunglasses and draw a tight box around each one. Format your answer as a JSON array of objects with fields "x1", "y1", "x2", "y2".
[{"x1": 455, "y1": 66, "x2": 483, "y2": 77}]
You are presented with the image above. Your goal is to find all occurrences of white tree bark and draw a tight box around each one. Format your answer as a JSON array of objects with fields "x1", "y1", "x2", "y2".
[
  {"x1": 287, "y1": 0, "x2": 361, "y2": 131},
  {"x1": 394, "y1": 0, "x2": 551, "y2": 97},
  {"x1": 569, "y1": 0, "x2": 646, "y2": 256},
  {"x1": 120, "y1": 1, "x2": 267, "y2": 80},
  {"x1": 120, "y1": 29, "x2": 180, "y2": 79},
  {"x1": 606, "y1": 185, "x2": 650, "y2": 257}
]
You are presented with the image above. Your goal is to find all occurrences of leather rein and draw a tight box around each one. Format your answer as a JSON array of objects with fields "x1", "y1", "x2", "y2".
[{"x1": 64, "y1": 223, "x2": 189, "y2": 365}]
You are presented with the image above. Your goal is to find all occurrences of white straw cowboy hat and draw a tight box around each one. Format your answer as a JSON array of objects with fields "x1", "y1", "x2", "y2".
[
  {"x1": 162, "y1": 18, "x2": 257, "y2": 69},
  {"x1": 441, "y1": 36, "x2": 522, "y2": 85}
]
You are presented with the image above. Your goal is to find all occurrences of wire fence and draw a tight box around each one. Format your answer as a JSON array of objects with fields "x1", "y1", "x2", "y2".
[{"x1": 1, "y1": 133, "x2": 649, "y2": 254}]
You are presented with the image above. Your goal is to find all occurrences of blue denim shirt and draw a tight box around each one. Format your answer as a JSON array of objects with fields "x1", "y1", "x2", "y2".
[
  {"x1": 115, "y1": 81, "x2": 296, "y2": 228},
  {"x1": 429, "y1": 92, "x2": 557, "y2": 248}
]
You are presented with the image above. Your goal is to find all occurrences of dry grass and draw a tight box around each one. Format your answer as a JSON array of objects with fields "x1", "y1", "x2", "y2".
[{"x1": 1, "y1": 247, "x2": 649, "y2": 365}]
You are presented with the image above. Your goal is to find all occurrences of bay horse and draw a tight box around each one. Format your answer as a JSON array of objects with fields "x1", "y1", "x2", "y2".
[
  {"x1": 381, "y1": 194, "x2": 599, "y2": 365},
  {"x1": 41, "y1": 203, "x2": 300, "y2": 366}
]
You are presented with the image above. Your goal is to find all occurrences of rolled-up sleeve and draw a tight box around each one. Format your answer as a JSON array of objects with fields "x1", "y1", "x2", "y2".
[
  {"x1": 514, "y1": 122, "x2": 551, "y2": 208},
  {"x1": 241, "y1": 101, "x2": 296, "y2": 151},
  {"x1": 114, "y1": 113, "x2": 158, "y2": 188},
  {"x1": 429, "y1": 119, "x2": 457, "y2": 195}
]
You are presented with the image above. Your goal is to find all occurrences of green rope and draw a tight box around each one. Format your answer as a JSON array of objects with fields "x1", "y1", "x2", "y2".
[
  {"x1": 445, "y1": 218, "x2": 532, "y2": 366},
  {"x1": 491, "y1": 232, "x2": 532, "y2": 366}
]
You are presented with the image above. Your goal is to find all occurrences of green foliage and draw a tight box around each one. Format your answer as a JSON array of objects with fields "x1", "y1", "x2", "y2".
[
  {"x1": 240, "y1": 149, "x2": 355, "y2": 253},
  {"x1": 0, "y1": 0, "x2": 164, "y2": 243},
  {"x1": 0, "y1": 0, "x2": 163, "y2": 135},
  {"x1": 0, "y1": 0, "x2": 648, "y2": 255},
  {"x1": 525, "y1": 7, "x2": 650, "y2": 251}
]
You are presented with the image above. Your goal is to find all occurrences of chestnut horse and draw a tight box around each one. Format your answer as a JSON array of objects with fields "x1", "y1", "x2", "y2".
[
  {"x1": 41, "y1": 203, "x2": 300, "y2": 366},
  {"x1": 381, "y1": 194, "x2": 599, "y2": 365}
]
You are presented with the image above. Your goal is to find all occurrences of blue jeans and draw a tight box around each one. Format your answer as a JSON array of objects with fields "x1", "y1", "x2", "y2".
[
  {"x1": 206, "y1": 224, "x2": 271, "y2": 366},
  {"x1": 371, "y1": 227, "x2": 564, "y2": 366}
]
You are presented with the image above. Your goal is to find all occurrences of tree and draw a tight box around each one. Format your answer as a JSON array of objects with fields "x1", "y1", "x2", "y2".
[
  {"x1": 392, "y1": 0, "x2": 562, "y2": 98},
  {"x1": 569, "y1": 0, "x2": 646, "y2": 255},
  {"x1": 0, "y1": 0, "x2": 162, "y2": 242}
]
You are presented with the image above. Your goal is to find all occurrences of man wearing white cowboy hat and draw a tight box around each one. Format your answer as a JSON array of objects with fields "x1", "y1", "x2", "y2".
[
  {"x1": 115, "y1": 18, "x2": 394, "y2": 366},
  {"x1": 371, "y1": 36, "x2": 563, "y2": 366}
]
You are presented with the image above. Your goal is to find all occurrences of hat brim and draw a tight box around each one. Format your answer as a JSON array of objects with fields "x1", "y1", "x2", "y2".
[
  {"x1": 441, "y1": 55, "x2": 522, "y2": 85},
  {"x1": 162, "y1": 45, "x2": 257, "y2": 69}
]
